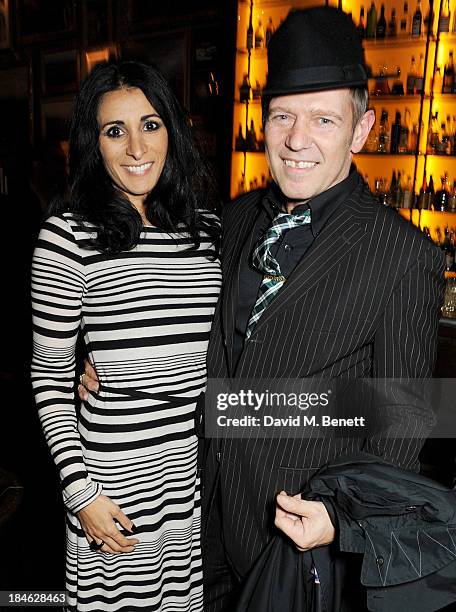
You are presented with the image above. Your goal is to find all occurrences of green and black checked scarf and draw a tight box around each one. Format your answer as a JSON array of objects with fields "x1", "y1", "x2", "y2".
[{"x1": 245, "y1": 209, "x2": 311, "y2": 340}]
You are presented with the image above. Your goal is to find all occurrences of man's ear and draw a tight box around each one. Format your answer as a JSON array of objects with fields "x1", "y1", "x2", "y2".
[{"x1": 350, "y1": 109, "x2": 376, "y2": 154}]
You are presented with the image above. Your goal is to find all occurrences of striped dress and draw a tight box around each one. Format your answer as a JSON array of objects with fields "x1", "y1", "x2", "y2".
[{"x1": 31, "y1": 214, "x2": 221, "y2": 611}]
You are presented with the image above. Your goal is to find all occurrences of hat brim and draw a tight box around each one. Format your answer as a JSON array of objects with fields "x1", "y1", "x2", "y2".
[{"x1": 262, "y1": 79, "x2": 368, "y2": 97}]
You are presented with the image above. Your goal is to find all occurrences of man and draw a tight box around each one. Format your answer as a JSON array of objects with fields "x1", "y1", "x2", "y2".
[
  {"x1": 202, "y1": 6, "x2": 444, "y2": 611},
  {"x1": 80, "y1": 7, "x2": 445, "y2": 610}
]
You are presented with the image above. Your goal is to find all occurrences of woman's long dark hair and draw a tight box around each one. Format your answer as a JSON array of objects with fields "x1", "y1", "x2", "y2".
[{"x1": 51, "y1": 61, "x2": 220, "y2": 254}]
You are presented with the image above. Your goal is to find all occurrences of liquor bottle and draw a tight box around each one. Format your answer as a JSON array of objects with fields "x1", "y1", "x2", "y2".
[
  {"x1": 409, "y1": 122, "x2": 419, "y2": 153},
  {"x1": 377, "y1": 109, "x2": 390, "y2": 152},
  {"x1": 239, "y1": 74, "x2": 251, "y2": 102},
  {"x1": 246, "y1": 119, "x2": 258, "y2": 151},
  {"x1": 390, "y1": 111, "x2": 402, "y2": 153},
  {"x1": 235, "y1": 124, "x2": 246, "y2": 151},
  {"x1": 439, "y1": 0, "x2": 451, "y2": 32},
  {"x1": 427, "y1": 112, "x2": 440, "y2": 153},
  {"x1": 357, "y1": 6, "x2": 366, "y2": 39},
  {"x1": 414, "y1": 53, "x2": 424, "y2": 93},
  {"x1": 440, "y1": 122, "x2": 452, "y2": 154},
  {"x1": 388, "y1": 170, "x2": 398, "y2": 206},
  {"x1": 398, "y1": 109, "x2": 410, "y2": 152},
  {"x1": 417, "y1": 174, "x2": 428, "y2": 208},
  {"x1": 246, "y1": 11, "x2": 254, "y2": 50},
  {"x1": 376, "y1": 4, "x2": 387, "y2": 37},
  {"x1": 443, "y1": 50, "x2": 455, "y2": 94},
  {"x1": 252, "y1": 80, "x2": 262, "y2": 99},
  {"x1": 426, "y1": 174, "x2": 435, "y2": 208},
  {"x1": 435, "y1": 174, "x2": 450, "y2": 210},
  {"x1": 447, "y1": 114, "x2": 454, "y2": 145},
  {"x1": 406, "y1": 55, "x2": 417, "y2": 94},
  {"x1": 442, "y1": 226, "x2": 455, "y2": 270},
  {"x1": 433, "y1": 66, "x2": 443, "y2": 92},
  {"x1": 396, "y1": 171, "x2": 404, "y2": 207},
  {"x1": 400, "y1": 1, "x2": 409, "y2": 34},
  {"x1": 449, "y1": 181, "x2": 456, "y2": 211},
  {"x1": 388, "y1": 8, "x2": 398, "y2": 36},
  {"x1": 265, "y1": 18, "x2": 274, "y2": 46},
  {"x1": 411, "y1": 0, "x2": 422, "y2": 37},
  {"x1": 366, "y1": 1, "x2": 377, "y2": 38},
  {"x1": 255, "y1": 20, "x2": 265, "y2": 48},
  {"x1": 403, "y1": 175, "x2": 414, "y2": 208}
]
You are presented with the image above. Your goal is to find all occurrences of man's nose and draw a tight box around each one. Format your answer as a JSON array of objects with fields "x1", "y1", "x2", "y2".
[
  {"x1": 285, "y1": 118, "x2": 312, "y2": 151},
  {"x1": 126, "y1": 133, "x2": 147, "y2": 160}
]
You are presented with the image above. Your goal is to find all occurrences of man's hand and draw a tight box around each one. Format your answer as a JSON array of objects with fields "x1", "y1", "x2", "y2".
[
  {"x1": 78, "y1": 359, "x2": 99, "y2": 401},
  {"x1": 275, "y1": 491, "x2": 335, "y2": 551},
  {"x1": 77, "y1": 494, "x2": 140, "y2": 554}
]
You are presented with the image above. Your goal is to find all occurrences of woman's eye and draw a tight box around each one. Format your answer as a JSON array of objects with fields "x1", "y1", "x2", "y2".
[
  {"x1": 105, "y1": 125, "x2": 123, "y2": 138},
  {"x1": 144, "y1": 120, "x2": 160, "y2": 131}
]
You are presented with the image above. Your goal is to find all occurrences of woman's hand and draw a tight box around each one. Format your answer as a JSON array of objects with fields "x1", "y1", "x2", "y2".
[
  {"x1": 77, "y1": 495, "x2": 139, "y2": 554},
  {"x1": 78, "y1": 359, "x2": 99, "y2": 402}
]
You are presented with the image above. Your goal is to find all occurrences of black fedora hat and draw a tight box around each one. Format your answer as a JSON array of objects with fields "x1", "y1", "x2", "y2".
[{"x1": 263, "y1": 6, "x2": 368, "y2": 96}]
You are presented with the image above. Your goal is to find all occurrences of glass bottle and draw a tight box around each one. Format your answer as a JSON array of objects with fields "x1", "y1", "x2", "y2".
[
  {"x1": 390, "y1": 110, "x2": 402, "y2": 153},
  {"x1": 433, "y1": 66, "x2": 443, "y2": 92},
  {"x1": 411, "y1": 0, "x2": 422, "y2": 37},
  {"x1": 406, "y1": 55, "x2": 417, "y2": 94},
  {"x1": 255, "y1": 20, "x2": 265, "y2": 48},
  {"x1": 414, "y1": 53, "x2": 424, "y2": 93},
  {"x1": 443, "y1": 50, "x2": 455, "y2": 94},
  {"x1": 239, "y1": 74, "x2": 251, "y2": 102},
  {"x1": 400, "y1": 1, "x2": 409, "y2": 34},
  {"x1": 435, "y1": 174, "x2": 450, "y2": 210},
  {"x1": 388, "y1": 8, "x2": 398, "y2": 36},
  {"x1": 403, "y1": 175, "x2": 414, "y2": 208},
  {"x1": 376, "y1": 4, "x2": 387, "y2": 37},
  {"x1": 377, "y1": 109, "x2": 390, "y2": 152},
  {"x1": 366, "y1": 1, "x2": 377, "y2": 38}
]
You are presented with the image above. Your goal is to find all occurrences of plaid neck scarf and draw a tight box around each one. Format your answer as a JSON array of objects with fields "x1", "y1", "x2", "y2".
[{"x1": 245, "y1": 209, "x2": 311, "y2": 340}]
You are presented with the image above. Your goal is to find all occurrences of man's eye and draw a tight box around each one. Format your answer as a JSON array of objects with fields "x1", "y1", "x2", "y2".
[
  {"x1": 318, "y1": 117, "x2": 333, "y2": 125},
  {"x1": 144, "y1": 120, "x2": 160, "y2": 131},
  {"x1": 105, "y1": 125, "x2": 123, "y2": 138},
  {"x1": 270, "y1": 114, "x2": 290, "y2": 122}
]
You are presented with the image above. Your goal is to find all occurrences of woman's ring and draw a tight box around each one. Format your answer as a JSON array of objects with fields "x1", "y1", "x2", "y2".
[
  {"x1": 79, "y1": 373, "x2": 86, "y2": 386},
  {"x1": 89, "y1": 539, "x2": 104, "y2": 551}
]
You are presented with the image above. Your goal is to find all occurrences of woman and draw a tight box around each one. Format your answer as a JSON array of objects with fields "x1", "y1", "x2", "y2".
[{"x1": 31, "y1": 61, "x2": 221, "y2": 611}]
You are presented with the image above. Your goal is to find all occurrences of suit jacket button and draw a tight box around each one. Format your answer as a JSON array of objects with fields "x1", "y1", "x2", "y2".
[{"x1": 376, "y1": 556, "x2": 384, "y2": 566}]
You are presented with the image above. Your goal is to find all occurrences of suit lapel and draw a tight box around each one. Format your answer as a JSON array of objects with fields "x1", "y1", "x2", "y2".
[{"x1": 248, "y1": 196, "x2": 371, "y2": 337}]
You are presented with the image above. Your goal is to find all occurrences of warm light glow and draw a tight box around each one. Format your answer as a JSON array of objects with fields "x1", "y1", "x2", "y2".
[
  {"x1": 86, "y1": 48, "x2": 111, "y2": 74},
  {"x1": 399, "y1": 209, "x2": 456, "y2": 243}
]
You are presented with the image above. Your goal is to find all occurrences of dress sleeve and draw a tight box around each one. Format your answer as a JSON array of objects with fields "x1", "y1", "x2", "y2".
[{"x1": 31, "y1": 216, "x2": 102, "y2": 513}]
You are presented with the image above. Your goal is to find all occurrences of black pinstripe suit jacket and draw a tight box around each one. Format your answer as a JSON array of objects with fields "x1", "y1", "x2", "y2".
[{"x1": 204, "y1": 176, "x2": 445, "y2": 578}]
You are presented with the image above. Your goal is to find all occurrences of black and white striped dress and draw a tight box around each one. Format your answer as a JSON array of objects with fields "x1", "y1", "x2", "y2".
[{"x1": 31, "y1": 214, "x2": 221, "y2": 611}]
